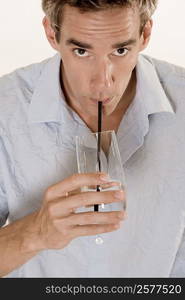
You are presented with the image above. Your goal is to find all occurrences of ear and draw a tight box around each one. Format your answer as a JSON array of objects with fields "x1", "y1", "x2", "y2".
[
  {"x1": 42, "y1": 16, "x2": 60, "y2": 51},
  {"x1": 139, "y1": 19, "x2": 153, "y2": 52}
]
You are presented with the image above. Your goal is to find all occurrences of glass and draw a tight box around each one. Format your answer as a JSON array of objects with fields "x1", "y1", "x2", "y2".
[{"x1": 75, "y1": 130, "x2": 126, "y2": 244}]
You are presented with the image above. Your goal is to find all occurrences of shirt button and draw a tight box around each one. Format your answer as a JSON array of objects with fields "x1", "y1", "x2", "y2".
[{"x1": 95, "y1": 237, "x2": 104, "y2": 245}]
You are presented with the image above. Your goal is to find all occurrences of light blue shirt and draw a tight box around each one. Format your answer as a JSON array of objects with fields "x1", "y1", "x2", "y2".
[{"x1": 0, "y1": 53, "x2": 185, "y2": 277}]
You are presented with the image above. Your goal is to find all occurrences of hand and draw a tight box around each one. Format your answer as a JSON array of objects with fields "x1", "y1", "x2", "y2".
[{"x1": 35, "y1": 173, "x2": 126, "y2": 250}]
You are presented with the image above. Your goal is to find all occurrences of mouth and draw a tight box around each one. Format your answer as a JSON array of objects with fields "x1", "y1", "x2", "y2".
[{"x1": 90, "y1": 97, "x2": 114, "y2": 105}]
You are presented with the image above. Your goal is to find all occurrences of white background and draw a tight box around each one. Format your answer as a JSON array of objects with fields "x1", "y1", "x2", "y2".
[{"x1": 0, "y1": 0, "x2": 185, "y2": 76}]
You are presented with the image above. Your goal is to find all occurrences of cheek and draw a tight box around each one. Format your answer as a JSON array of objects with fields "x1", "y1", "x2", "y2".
[
  {"x1": 64, "y1": 64, "x2": 90, "y2": 94},
  {"x1": 129, "y1": 47, "x2": 140, "y2": 67},
  {"x1": 116, "y1": 63, "x2": 133, "y2": 83},
  {"x1": 115, "y1": 64, "x2": 135, "y2": 94},
  {"x1": 62, "y1": 58, "x2": 81, "y2": 81},
  {"x1": 117, "y1": 52, "x2": 138, "y2": 85}
]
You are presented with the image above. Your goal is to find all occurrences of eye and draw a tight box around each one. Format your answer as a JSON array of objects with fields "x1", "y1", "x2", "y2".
[
  {"x1": 113, "y1": 48, "x2": 129, "y2": 57},
  {"x1": 73, "y1": 48, "x2": 89, "y2": 57}
]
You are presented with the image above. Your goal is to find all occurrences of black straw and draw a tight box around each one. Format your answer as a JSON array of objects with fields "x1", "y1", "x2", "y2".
[{"x1": 94, "y1": 101, "x2": 102, "y2": 212}]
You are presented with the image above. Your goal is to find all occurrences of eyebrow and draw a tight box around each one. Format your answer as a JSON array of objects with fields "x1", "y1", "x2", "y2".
[{"x1": 66, "y1": 38, "x2": 137, "y2": 49}]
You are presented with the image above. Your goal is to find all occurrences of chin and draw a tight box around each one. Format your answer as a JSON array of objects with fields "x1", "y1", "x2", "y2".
[{"x1": 103, "y1": 102, "x2": 118, "y2": 116}]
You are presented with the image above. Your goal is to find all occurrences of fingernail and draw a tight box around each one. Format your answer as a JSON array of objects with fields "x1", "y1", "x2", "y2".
[
  {"x1": 114, "y1": 190, "x2": 124, "y2": 199},
  {"x1": 99, "y1": 173, "x2": 110, "y2": 182}
]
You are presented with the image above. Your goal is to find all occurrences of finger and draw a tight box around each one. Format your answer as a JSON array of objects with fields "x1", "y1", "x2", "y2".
[
  {"x1": 101, "y1": 181, "x2": 121, "y2": 190},
  {"x1": 54, "y1": 189, "x2": 125, "y2": 215},
  {"x1": 45, "y1": 189, "x2": 125, "y2": 217},
  {"x1": 68, "y1": 181, "x2": 122, "y2": 208},
  {"x1": 71, "y1": 223, "x2": 121, "y2": 238},
  {"x1": 86, "y1": 181, "x2": 121, "y2": 191},
  {"x1": 67, "y1": 211, "x2": 125, "y2": 226},
  {"x1": 46, "y1": 172, "x2": 110, "y2": 200},
  {"x1": 77, "y1": 182, "x2": 121, "y2": 209}
]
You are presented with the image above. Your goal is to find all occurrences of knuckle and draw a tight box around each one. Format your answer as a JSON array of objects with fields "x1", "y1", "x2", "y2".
[
  {"x1": 46, "y1": 202, "x2": 54, "y2": 217},
  {"x1": 69, "y1": 174, "x2": 78, "y2": 186},
  {"x1": 44, "y1": 187, "x2": 53, "y2": 202}
]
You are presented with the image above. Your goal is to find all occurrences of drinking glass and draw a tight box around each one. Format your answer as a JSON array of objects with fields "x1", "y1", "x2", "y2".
[{"x1": 75, "y1": 130, "x2": 126, "y2": 244}]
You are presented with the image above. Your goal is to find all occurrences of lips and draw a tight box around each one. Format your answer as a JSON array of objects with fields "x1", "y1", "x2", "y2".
[{"x1": 90, "y1": 98, "x2": 113, "y2": 105}]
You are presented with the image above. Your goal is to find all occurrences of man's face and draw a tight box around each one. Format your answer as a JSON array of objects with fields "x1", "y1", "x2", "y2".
[{"x1": 53, "y1": 5, "x2": 150, "y2": 117}]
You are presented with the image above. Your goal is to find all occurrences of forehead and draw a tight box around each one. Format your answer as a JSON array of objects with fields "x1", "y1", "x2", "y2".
[{"x1": 61, "y1": 5, "x2": 140, "y2": 41}]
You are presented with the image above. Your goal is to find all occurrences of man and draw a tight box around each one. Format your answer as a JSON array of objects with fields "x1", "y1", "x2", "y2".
[{"x1": 0, "y1": 0, "x2": 185, "y2": 277}]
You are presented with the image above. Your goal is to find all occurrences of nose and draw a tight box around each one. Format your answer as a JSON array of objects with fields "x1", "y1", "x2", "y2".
[{"x1": 90, "y1": 58, "x2": 114, "y2": 95}]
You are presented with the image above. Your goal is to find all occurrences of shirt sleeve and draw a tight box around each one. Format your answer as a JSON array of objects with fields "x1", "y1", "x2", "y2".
[
  {"x1": 0, "y1": 134, "x2": 9, "y2": 227},
  {"x1": 170, "y1": 228, "x2": 185, "y2": 277},
  {"x1": 0, "y1": 182, "x2": 8, "y2": 227}
]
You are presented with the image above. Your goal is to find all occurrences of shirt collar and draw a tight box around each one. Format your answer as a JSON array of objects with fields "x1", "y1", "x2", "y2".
[
  {"x1": 28, "y1": 53, "x2": 68, "y2": 124},
  {"x1": 117, "y1": 55, "x2": 175, "y2": 164},
  {"x1": 136, "y1": 54, "x2": 174, "y2": 116},
  {"x1": 118, "y1": 54, "x2": 175, "y2": 136}
]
